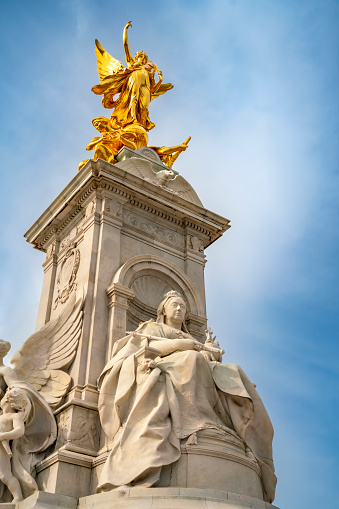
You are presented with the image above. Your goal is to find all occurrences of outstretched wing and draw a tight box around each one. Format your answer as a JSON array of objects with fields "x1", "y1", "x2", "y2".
[
  {"x1": 10, "y1": 292, "x2": 84, "y2": 408},
  {"x1": 116, "y1": 156, "x2": 157, "y2": 181},
  {"x1": 151, "y1": 83, "x2": 173, "y2": 101},
  {"x1": 95, "y1": 39, "x2": 124, "y2": 80},
  {"x1": 166, "y1": 175, "x2": 203, "y2": 206},
  {"x1": 14, "y1": 369, "x2": 72, "y2": 409}
]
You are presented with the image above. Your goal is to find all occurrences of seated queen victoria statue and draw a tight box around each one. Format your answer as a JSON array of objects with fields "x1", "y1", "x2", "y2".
[{"x1": 97, "y1": 291, "x2": 277, "y2": 503}]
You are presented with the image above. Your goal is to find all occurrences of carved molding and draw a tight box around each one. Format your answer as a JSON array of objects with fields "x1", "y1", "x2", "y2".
[
  {"x1": 33, "y1": 182, "x2": 99, "y2": 251},
  {"x1": 112, "y1": 255, "x2": 205, "y2": 318},
  {"x1": 123, "y1": 211, "x2": 184, "y2": 249},
  {"x1": 102, "y1": 195, "x2": 124, "y2": 222},
  {"x1": 26, "y1": 160, "x2": 230, "y2": 253},
  {"x1": 106, "y1": 283, "x2": 135, "y2": 310},
  {"x1": 106, "y1": 284, "x2": 136, "y2": 349},
  {"x1": 31, "y1": 179, "x2": 223, "y2": 253}
]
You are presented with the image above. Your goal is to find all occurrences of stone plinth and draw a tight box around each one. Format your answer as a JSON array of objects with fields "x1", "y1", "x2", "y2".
[
  {"x1": 160, "y1": 429, "x2": 263, "y2": 499},
  {"x1": 91, "y1": 428, "x2": 264, "y2": 502},
  {"x1": 79, "y1": 489, "x2": 279, "y2": 509},
  {"x1": 11, "y1": 489, "x2": 279, "y2": 509}
]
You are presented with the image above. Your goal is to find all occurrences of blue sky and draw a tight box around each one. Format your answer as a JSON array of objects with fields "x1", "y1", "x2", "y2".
[{"x1": 0, "y1": 1, "x2": 338, "y2": 507}]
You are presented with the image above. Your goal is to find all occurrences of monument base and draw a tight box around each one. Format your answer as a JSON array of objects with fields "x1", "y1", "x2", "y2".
[
  {"x1": 92, "y1": 428, "x2": 265, "y2": 501},
  {"x1": 159, "y1": 428, "x2": 264, "y2": 499},
  {"x1": 79, "y1": 488, "x2": 280, "y2": 509},
  {"x1": 9, "y1": 489, "x2": 279, "y2": 509}
]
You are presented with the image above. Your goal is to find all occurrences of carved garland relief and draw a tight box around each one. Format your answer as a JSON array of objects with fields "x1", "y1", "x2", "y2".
[
  {"x1": 54, "y1": 243, "x2": 81, "y2": 309},
  {"x1": 123, "y1": 211, "x2": 183, "y2": 248}
]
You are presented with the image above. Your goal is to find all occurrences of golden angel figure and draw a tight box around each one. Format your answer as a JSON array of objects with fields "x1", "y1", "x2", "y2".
[
  {"x1": 79, "y1": 22, "x2": 191, "y2": 171},
  {"x1": 92, "y1": 21, "x2": 173, "y2": 132}
]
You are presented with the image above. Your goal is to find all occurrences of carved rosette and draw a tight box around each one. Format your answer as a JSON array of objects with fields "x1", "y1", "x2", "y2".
[{"x1": 54, "y1": 243, "x2": 80, "y2": 309}]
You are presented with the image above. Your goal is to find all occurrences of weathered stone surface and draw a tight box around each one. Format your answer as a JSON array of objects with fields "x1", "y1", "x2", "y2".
[
  {"x1": 96, "y1": 292, "x2": 276, "y2": 503},
  {"x1": 0, "y1": 488, "x2": 280, "y2": 509},
  {"x1": 19, "y1": 152, "x2": 278, "y2": 507},
  {"x1": 25, "y1": 156, "x2": 229, "y2": 390},
  {"x1": 16, "y1": 491, "x2": 77, "y2": 509},
  {"x1": 78, "y1": 488, "x2": 279, "y2": 509},
  {"x1": 21, "y1": 154, "x2": 229, "y2": 501}
]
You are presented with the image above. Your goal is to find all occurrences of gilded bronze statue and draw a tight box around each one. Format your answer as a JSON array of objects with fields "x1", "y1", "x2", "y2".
[
  {"x1": 92, "y1": 21, "x2": 173, "y2": 132},
  {"x1": 79, "y1": 22, "x2": 190, "y2": 170}
]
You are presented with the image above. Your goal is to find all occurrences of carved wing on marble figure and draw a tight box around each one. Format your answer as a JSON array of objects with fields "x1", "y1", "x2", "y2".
[
  {"x1": 165, "y1": 174, "x2": 203, "y2": 204},
  {"x1": 9, "y1": 292, "x2": 84, "y2": 409},
  {"x1": 117, "y1": 157, "x2": 203, "y2": 206},
  {"x1": 118, "y1": 157, "x2": 156, "y2": 181}
]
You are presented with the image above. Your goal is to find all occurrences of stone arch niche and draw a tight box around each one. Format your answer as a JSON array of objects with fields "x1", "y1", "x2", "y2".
[{"x1": 106, "y1": 255, "x2": 207, "y2": 359}]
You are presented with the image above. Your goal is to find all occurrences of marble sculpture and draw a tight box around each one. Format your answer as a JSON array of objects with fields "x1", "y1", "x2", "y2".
[
  {"x1": 1, "y1": 19, "x2": 278, "y2": 508},
  {"x1": 0, "y1": 293, "x2": 83, "y2": 502},
  {"x1": 98, "y1": 290, "x2": 277, "y2": 503}
]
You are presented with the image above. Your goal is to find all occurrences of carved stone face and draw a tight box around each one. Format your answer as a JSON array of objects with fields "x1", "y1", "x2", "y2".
[
  {"x1": 0, "y1": 392, "x2": 11, "y2": 411},
  {"x1": 0, "y1": 340, "x2": 11, "y2": 358},
  {"x1": 4, "y1": 388, "x2": 28, "y2": 412},
  {"x1": 163, "y1": 296, "x2": 187, "y2": 327}
]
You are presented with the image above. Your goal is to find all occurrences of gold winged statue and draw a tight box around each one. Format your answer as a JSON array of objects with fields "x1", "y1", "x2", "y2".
[{"x1": 79, "y1": 22, "x2": 190, "y2": 170}]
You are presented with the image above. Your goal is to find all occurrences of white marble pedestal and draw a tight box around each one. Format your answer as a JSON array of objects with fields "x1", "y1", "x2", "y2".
[
  {"x1": 79, "y1": 488, "x2": 280, "y2": 509},
  {"x1": 8, "y1": 488, "x2": 279, "y2": 509}
]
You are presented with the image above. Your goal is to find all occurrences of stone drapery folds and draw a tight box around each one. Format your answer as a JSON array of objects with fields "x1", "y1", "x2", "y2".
[{"x1": 98, "y1": 314, "x2": 277, "y2": 503}]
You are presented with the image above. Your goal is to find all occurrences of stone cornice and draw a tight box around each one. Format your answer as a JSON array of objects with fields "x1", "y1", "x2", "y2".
[{"x1": 25, "y1": 158, "x2": 230, "y2": 251}]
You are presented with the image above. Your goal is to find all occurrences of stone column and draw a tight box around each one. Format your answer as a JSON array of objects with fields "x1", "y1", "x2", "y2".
[{"x1": 106, "y1": 283, "x2": 135, "y2": 361}]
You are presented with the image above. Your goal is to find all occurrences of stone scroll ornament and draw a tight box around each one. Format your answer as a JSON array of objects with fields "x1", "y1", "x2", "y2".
[
  {"x1": 0, "y1": 292, "x2": 84, "y2": 502},
  {"x1": 54, "y1": 243, "x2": 80, "y2": 309}
]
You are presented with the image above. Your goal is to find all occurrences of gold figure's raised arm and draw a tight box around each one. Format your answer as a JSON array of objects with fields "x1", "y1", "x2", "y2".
[{"x1": 123, "y1": 21, "x2": 134, "y2": 67}]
